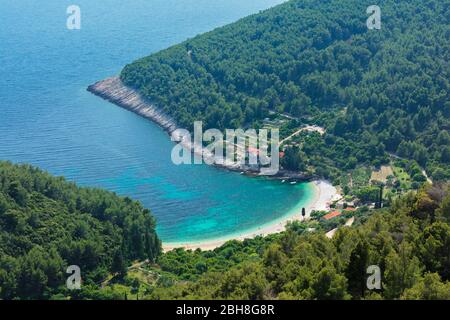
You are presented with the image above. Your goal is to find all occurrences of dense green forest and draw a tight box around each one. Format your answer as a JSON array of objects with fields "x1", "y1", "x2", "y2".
[
  {"x1": 1, "y1": 0, "x2": 449, "y2": 301},
  {"x1": 0, "y1": 166, "x2": 449, "y2": 300},
  {"x1": 65, "y1": 183, "x2": 449, "y2": 300},
  {"x1": 144, "y1": 183, "x2": 450, "y2": 300},
  {"x1": 121, "y1": 0, "x2": 449, "y2": 180},
  {"x1": 0, "y1": 161, "x2": 161, "y2": 299}
]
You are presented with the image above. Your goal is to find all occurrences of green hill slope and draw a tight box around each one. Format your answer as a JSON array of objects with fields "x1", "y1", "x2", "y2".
[
  {"x1": 0, "y1": 161, "x2": 161, "y2": 299},
  {"x1": 147, "y1": 184, "x2": 450, "y2": 300},
  {"x1": 121, "y1": 0, "x2": 449, "y2": 180},
  {"x1": 1, "y1": 161, "x2": 448, "y2": 300}
]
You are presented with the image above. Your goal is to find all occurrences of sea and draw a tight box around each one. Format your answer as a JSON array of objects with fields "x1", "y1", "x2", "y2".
[{"x1": 0, "y1": 0, "x2": 315, "y2": 244}]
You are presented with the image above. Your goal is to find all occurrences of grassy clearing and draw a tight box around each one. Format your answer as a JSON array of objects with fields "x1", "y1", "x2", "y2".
[
  {"x1": 393, "y1": 166, "x2": 412, "y2": 190},
  {"x1": 352, "y1": 167, "x2": 371, "y2": 188},
  {"x1": 371, "y1": 165, "x2": 394, "y2": 184}
]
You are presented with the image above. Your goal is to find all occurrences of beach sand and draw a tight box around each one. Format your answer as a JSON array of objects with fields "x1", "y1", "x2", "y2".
[
  {"x1": 87, "y1": 79, "x2": 340, "y2": 253},
  {"x1": 162, "y1": 180, "x2": 339, "y2": 252}
]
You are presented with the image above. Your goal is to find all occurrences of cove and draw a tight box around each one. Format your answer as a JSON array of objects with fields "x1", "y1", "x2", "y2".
[{"x1": 0, "y1": 0, "x2": 316, "y2": 245}]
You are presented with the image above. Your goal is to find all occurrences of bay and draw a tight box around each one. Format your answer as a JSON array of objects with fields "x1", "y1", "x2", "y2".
[{"x1": 0, "y1": 0, "x2": 315, "y2": 244}]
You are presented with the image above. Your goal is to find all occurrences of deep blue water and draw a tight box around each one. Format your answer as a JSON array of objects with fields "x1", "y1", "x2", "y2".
[{"x1": 0, "y1": 0, "x2": 314, "y2": 243}]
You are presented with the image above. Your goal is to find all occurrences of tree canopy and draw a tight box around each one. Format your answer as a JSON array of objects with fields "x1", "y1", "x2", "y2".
[
  {"x1": 121, "y1": 0, "x2": 449, "y2": 180},
  {"x1": 0, "y1": 161, "x2": 161, "y2": 299},
  {"x1": 147, "y1": 184, "x2": 450, "y2": 300}
]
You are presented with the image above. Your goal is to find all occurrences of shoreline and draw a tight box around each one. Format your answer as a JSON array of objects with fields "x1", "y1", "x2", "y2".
[
  {"x1": 87, "y1": 77, "x2": 178, "y2": 134},
  {"x1": 87, "y1": 77, "x2": 340, "y2": 251},
  {"x1": 87, "y1": 77, "x2": 313, "y2": 181},
  {"x1": 162, "y1": 180, "x2": 339, "y2": 251}
]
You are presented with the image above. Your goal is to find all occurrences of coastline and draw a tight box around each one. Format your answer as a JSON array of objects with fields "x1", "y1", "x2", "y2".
[
  {"x1": 87, "y1": 77, "x2": 312, "y2": 180},
  {"x1": 88, "y1": 77, "x2": 340, "y2": 251},
  {"x1": 162, "y1": 180, "x2": 339, "y2": 251},
  {"x1": 87, "y1": 77, "x2": 243, "y2": 172},
  {"x1": 87, "y1": 77, "x2": 178, "y2": 134}
]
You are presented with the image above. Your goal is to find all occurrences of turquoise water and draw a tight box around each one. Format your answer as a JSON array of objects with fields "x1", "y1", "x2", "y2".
[{"x1": 0, "y1": 0, "x2": 314, "y2": 243}]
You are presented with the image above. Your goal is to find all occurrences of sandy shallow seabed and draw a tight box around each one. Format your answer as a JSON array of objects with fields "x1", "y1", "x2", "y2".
[
  {"x1": 87, "y1": 79, "x2": 340, "y2": 252},
  {"x1": 162, "y1": 180, "x2": 340, "y2": 252}
]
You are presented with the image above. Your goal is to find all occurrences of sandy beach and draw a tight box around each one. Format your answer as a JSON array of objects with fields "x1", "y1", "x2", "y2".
[
  {"x1": 87, "y1": 79, "x2": 340, "y2": 253},
  {"x1": 163, "y1": 180, "x2": 339, "y2": 252}
]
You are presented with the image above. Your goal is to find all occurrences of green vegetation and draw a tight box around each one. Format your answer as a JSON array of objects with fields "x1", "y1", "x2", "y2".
[
  {"x1": 121, "y1": 0, "x2": 449, "y2": 181},
  {"x1": 393, "y1": 165, "x2": 413, "y2": 190},
  {"x1": 0, "y1": 165, "x2": 449, "y2": 300},
  {"x1": 54, "y1": 183, "x2": 448, "y2": 301},
  {"x1": 351, "y1": 167, "x2": 372, "y2": 189},
  {"x1": 1, "y1": 0, "x2": 449, "y2": 301},
  {"x1": 156, "y1": 236, "x2": 276, "y2": 281},
  {"x1": 0, "y1": 161, "x2": 161, "y2": 300},
  {"x1": 143, "y1": 184, "x2": 450, "y2": 300}
]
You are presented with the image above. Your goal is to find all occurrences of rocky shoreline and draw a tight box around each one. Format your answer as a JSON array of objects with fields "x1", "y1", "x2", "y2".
[
  {"x1": 87, "y1": 77, "x2": 313, "y2": 181},
  {"x1": 87, "y1": 77, "x2": 178, "y2": 134}
]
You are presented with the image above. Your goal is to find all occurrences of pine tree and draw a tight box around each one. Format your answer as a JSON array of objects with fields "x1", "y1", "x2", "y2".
[
  {"x1": 111, "y1": 249, "x2": 127, "y2": 278},
  {"x1": 345, "y1": 241, "x2": 369, "y2": 299}
]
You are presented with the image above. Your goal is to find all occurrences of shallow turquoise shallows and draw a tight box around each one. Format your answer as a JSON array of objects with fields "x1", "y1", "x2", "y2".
[{"x1": 0, "y1": 0, "x2": 314, "y2": 243}]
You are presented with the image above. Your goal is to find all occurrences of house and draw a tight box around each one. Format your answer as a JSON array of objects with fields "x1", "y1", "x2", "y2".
[{"x1": 323, "y1": 211, "x2": 342, "y2": 220}]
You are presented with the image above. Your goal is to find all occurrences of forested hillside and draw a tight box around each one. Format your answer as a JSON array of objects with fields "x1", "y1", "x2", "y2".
[
  {"x1": 121, "y1": 0, "x2": 450, "y2": 180},
  {"x1": 147, "y1": 183, "x2": 450, "y2": 300},
  {"x1": 2, "y1": 0, "x2": 449, "y2": 301},
  {"x1": 0, "y1": 161, "x2": 161, "y2": 299},
  {"x1": 1, "y1": 162, "x2": 448, "y2": 300}
]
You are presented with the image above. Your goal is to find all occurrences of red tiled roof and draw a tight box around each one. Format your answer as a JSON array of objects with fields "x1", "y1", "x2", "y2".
[
  {"x1": 323, "y1": 211, "x2": 342, "y2": 220},
  {"x1": 343, "y1": 207, "x2": 356, "y2": 211}
]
